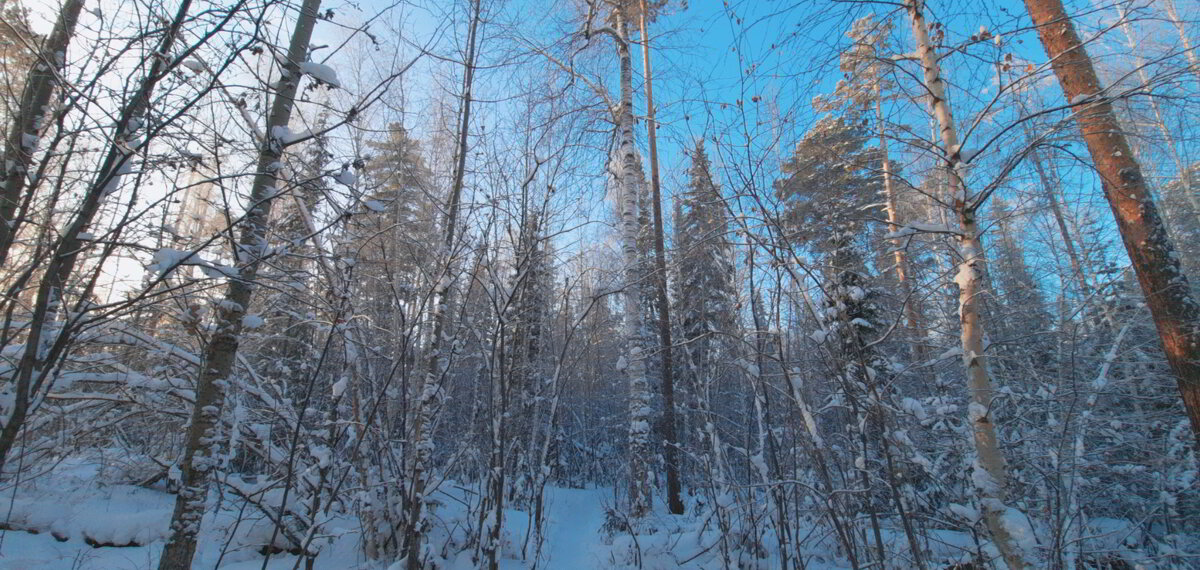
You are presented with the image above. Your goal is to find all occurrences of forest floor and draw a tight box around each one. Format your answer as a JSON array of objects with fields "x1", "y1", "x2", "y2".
[
  {"x1": 0, "y1": 457, "x2": 703, "y2": 569},
  {"x1": 0, "y1": 457, "x2": 806, "y2": 569},
  {"x1": 0, "y1": 456, "x2": 1142, "y2": 569}
]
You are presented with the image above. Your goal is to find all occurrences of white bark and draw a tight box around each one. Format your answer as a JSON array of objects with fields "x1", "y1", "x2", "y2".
[
  {"x1": 158, "y1": 0, "x2": 322, "y2": 565},
  {"x1": 906, "y1": 2, "x2": 1029, "y2": 567},
  {"x1": 612, "y1": 7, "x2": 652, "y2": 518}
]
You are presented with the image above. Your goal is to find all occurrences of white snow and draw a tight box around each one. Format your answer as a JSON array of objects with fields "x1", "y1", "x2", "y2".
[
  {"x1": 242, "y1": 314, "x2": 265, "y2": 329},
  {"x1": 270, "y1": 125, "x2": 311, "y2": 145},
  {"x1": 147, "y1": 248, "x2": 196, "y2": 276},
  {"x1": 948, "y1": 502, "x2": 980, "y2": 523},
  {"x1": 363, "y1": 199, "x2": 386, "y2": 212},
  {"x1": 299, "y1": 61, "x2": 341, "y2": 88}
]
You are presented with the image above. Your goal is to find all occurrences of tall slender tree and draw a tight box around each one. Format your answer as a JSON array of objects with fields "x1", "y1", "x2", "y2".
[
  {"x1": 636, "y1": 0, "x2": 683, "y2": 516},
  {"x1": 906, "y1": 1, "x2": 1030, "y2": 566},
  {"x1": 402, "y1": 0, "x2": 481, "y2": 566},
  {"x1": 158, "y1": 0, "x2": 323, "y2": 564}
]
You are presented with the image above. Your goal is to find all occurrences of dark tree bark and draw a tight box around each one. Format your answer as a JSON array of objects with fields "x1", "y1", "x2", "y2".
[{"x1": 0, "y1": 0, "x2": 84, "y2": 268}]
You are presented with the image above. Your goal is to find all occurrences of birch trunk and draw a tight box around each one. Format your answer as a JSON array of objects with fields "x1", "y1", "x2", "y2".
[
  {"x1": 1025, "y1": 0, "x2": 1200, "y2": 447},
  {"x1": 1161, "y1": 0, "x2": 1200, "y2": 86},
  {"x1": 157, "y1": 0, "x2": 321, "y2": 565},
  {"x1": 637, "y1": 0, "x2": 683, "y2": 516},
  {"x1": 0, "y1": 0, "x2": 84, "y2": 268},
  {"x1": 906, "y1": 1, "x2": 1030, "y2": 566}
]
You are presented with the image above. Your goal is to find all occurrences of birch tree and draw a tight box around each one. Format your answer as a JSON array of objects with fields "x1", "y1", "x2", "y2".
[
  {"x1": 158, "y1": 0, "x2": 324, "y2": 564},
  {"x1": 609, "y1": 1, "x2": 654, "y2": 520},
  {"x1": 906, "y1": 1, "x2": 1031, "y2": 566}
]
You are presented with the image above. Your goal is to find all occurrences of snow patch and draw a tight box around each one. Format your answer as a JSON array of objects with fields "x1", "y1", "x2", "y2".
[{"x1": 300, "y1": 61, "x2": 341, "y2": 88}]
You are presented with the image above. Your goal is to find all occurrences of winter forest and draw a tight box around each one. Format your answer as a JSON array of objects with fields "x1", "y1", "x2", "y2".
[{"x1": 0, "y1": 0, "x2": 1199, "y2": 567}]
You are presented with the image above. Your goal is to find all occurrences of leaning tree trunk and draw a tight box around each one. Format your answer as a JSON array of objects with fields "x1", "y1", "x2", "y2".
[
  {"x1": 0, "y1": 0, "x2": 84, "y2": 268},
  {"x1": 637, "y1": 0, "x2": 684, "y2": 516},
  {"x1": 906, "y1": 1, "x2": 1030, "y2": 567},
  {"x1": 157, "y1": 0, "x2": 322, "y2": 566},
  {"x1": 614, "y1": 8, "x2": 653, "y2": 519},
  {"x1": 1025, "y1": 0, "x2": 1200, "y2": 448}
]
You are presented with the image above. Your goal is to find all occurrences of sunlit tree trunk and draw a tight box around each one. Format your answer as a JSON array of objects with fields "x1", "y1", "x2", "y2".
[
  {"x1": 907, "y1": 1, "x2": 1030, "y2": 567},
  {"x1": 157, "y1": 0, "x2": 321, "y2": 566},
  {"x1": 614, "y1": 7, "x2": 652, "y2": 519},
  {"x1": 1025, "y1": 0, "x2": 1200, "y2": 447}
]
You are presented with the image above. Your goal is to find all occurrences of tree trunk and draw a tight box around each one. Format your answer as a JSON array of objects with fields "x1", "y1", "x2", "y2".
[
  {"x1": 876, "y1": 95, "x2": 926, "y2": 360},
  {"x1": 637, "y1": 0, "x2": 683, "y2": 516},
  {"x1": 0, "y1": 0, "x2": 84, "y2": 268},
  {"x1": 906, "y1": 1, "x2": 1030, "y2": 567},
  {"x1": 1025, "y1": 0, "x2": 1200, "y2": 448},
  {"x1": 1161, "y1": 0, "x2": 1200, "y2": 86},
  {"x1": 157, "y1": 0, "x2": 321, "y2": 565}
]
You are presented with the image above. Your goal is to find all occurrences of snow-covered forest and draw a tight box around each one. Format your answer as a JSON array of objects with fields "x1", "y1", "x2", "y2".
[{"x1": 0, "y1": 0, "x2": 1198, "y2": 567}]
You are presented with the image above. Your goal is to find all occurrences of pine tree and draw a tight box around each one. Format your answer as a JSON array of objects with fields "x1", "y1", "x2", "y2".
[
  {"x1": 775, "y1": 115, "x2": 925, "y2": 565},
  {"x1": 1025, "y1": 0, "x2": 1200, "y2": 447}
]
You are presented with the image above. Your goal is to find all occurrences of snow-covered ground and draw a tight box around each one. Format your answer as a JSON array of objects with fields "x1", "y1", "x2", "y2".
[
  {"x1": 0, "y1": 458, "x2": 1157, "y2": 569},
  {"x1": 0, "y1": 459, "x2": 716, "y2": 569}
]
